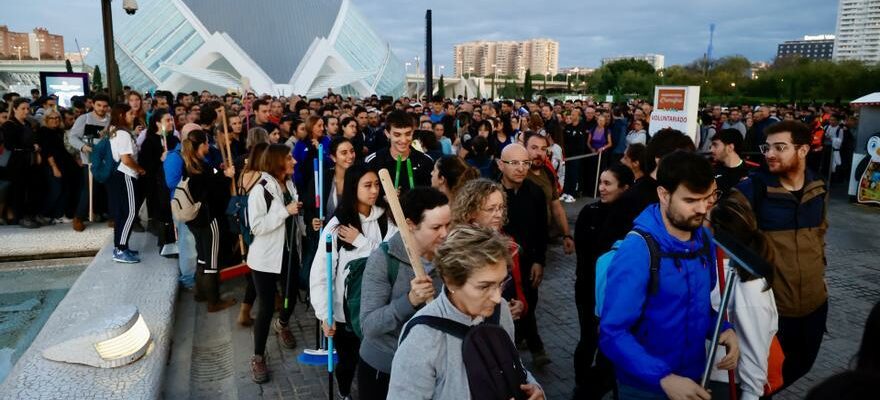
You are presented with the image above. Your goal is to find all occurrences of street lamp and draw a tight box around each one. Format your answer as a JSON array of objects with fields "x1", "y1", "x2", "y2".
[
  {"x1": 414, "y1": 56, "x2": 421, "y2": 76},
  {"x1": 12, "y1": 45, "x2": 23, "y2": 61},
  {"x1": 439, "y1": 65, "x2": 445, "y2": 76},
  {"x1": 101, "y1": 0, "x2": 137, "y2": 102},
  {"x1": 468, "y1": 67, "x2": 474, "y2": 79},
  {"x1": 405, "y1": 62, "x2": 412, "y2": 74}
]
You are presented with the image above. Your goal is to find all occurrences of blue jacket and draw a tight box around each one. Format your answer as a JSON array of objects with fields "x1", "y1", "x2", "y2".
[
  {"x1": 292, "y1": 136, "x2": 331, "y2": 189},
  {"x1": 610, "y1": 117, "x2": 629, "y2": 154},
  {"x1": 164, "y1": 143, "x2": 184, "y2": 200},
  {"x1": 599, "y1": 204, "x2": 724, "y2": 393}
]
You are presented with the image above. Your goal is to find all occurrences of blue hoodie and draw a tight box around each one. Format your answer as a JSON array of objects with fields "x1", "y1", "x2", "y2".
[{"x1": 599, "y1": 204, "x2": 725, "y2": 393}]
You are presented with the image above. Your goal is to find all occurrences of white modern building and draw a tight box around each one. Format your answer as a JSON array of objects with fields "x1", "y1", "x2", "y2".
[
  {"x1": 834, "y1": 0, "x2": 880, "y2": 63},
  {"x1": 601, "y1": 54, "x2": 665, "y2": 70},
  {"x1": 110, "y1": 0, "x2": 405, "y2": 97}
]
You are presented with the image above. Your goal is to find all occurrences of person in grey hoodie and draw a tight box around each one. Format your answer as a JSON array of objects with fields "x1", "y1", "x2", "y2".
[
  {"x1": 387, "y1": 225, "x2": 544, "y2": 400},
  {"x1": 357, "y1": 187, "x2": 451, "y2": 400}
]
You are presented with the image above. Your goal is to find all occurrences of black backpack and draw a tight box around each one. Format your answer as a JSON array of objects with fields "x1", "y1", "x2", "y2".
[
  {"x1": 634, "y1": 227, "x2": 712, "y2": 295},
  {"x1": 400, "y1": 305, "x2": 529, "y2": 400}
]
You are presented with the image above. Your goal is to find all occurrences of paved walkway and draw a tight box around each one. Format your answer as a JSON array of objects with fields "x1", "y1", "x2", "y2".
[
  {"x1": 0, "y1": 222, "x2": 111, "y2": 261},
  {"x1": 167, "y1": 192, "x2": 880, "y2": 399}
]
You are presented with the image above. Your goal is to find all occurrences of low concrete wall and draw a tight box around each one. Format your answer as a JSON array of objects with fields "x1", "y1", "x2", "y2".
[{"x1": 0, "y1": 233, "x2": 179, "y2": 399}]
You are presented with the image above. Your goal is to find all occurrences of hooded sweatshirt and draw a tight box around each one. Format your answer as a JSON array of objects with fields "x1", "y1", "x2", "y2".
[
  {"x1": 358, "y1": 232, "x2": 443, "y2": 374},
  {"x1": 599, "y1": 204, "x2": 726, "y2": 393},
  {"x1": 309, "y1": 206, "x2": 398, "y2": 323}
]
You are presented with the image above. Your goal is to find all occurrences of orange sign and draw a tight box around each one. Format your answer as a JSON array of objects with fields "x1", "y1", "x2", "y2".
[{"x1": 657, "y1": 89, "x2": 686, "y2": 111}]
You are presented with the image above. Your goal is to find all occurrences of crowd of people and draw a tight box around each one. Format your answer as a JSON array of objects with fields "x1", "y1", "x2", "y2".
[{"x1": 0, "y1": 85, "x2": 877, "y2": 400}]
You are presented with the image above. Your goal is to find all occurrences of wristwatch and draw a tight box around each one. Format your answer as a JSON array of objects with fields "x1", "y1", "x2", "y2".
[{"x1": 563, "y1": 234, "x2": 573, "y2": 240}]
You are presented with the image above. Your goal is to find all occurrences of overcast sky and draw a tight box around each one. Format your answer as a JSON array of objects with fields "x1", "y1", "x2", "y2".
[{"x1": 7, "y1": 0, "x2": 839, "y2": 70}]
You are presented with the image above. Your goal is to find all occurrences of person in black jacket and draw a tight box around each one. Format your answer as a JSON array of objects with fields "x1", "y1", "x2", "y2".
[
  {"x1": 181, "y1": 129, "x2": 236, "y2": 312},
  {"x1": 139, "y1": 109, "x2": 179, "y2": 238},
  {"x1": 572, "y1": 163, "x2": 634, "y2": 400},
  {"x1": 496, "y1": 143, "x2": 550, "y2": 367},
  {"x1": 1, "y1": 98, "x2": 41, "y2": 228},
  {"x1": 36, "y1": 109, "x2": 78, "y2": 222},
  {"x1": 365, "y1": 110, "x2": 433, "y2": 192}
]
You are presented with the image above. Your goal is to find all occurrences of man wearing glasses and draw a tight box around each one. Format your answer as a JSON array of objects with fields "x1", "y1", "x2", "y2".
[
  {"x1": 496, "y1": 143, "x2": 551, "y2": 367},
  {"x1": 731, "y1": 120, "x2": 829, "y2": 393}
]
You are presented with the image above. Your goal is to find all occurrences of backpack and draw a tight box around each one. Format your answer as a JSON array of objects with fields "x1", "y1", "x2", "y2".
[
  {"x1": 171, "y1": 176, "x2": 201, "y2": 222},
  {"x1": 342, "y1": 227, "x2": 393, "y2": 340},
  {"x1": 399, "y1": 305, "x2": 529, "y2": 400},
  {"x1": 89, "y1": 135, "x2": 118, "y2": 183},
  {"x1": 226, "y1": 179, "x2": 274, "y2": 248},
  {"x1": 594, "y1": 227, "x2": 711, "y2": 318}
]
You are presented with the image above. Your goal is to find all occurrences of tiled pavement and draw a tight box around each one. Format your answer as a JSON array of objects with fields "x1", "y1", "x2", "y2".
[{"x1": 169, "y1": 191, "x2": 880, "y2": 399}]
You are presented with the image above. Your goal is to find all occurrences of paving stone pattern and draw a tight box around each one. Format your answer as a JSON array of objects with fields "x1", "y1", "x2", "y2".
[{"x1": 177, "y1": 195, "x2": 880, "y2": 399}]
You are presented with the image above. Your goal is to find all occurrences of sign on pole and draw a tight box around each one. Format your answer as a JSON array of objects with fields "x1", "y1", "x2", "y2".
[{"x1": 649, "y1": 86, "x2": 700, "y2": 142}]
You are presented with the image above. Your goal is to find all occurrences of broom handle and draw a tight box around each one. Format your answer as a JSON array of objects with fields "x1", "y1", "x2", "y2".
[
  {"x1": 716, "y1": 249, "x2": 738, "y2": 400},
  {"x1": 378, "y1": 169, "x2": 431, "y2": 299},
  {"x1": 326, "y1": 234, "x2": 334, "y2": 374}
]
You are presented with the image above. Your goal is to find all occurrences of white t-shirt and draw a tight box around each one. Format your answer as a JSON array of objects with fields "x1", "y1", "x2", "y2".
[{"x1": 111, "y1": 129, "x2": 139, "y2": 178}]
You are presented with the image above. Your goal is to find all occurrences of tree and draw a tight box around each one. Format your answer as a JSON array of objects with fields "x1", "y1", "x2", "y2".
[
  {"x1": 92, "y1": 65, "x2": 104, "y2": 92},
  {"x1": 523, "y1": 69, "x2": 534, "y2": 100},
  {"x1": 437, "y1": 75, "x2": 446, "y2": 99}
]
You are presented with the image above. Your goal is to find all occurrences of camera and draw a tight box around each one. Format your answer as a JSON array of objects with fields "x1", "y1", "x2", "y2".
[{"x1": 122, "y1": 0, "x2": 138, "y2": 15}]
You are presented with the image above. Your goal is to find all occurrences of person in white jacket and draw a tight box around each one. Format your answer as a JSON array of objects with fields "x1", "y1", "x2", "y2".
[
  {"x1": 709, "y1": 197, "x2": 780, "y2": 400},
  {"x1": 310, "y1": 164, "x2": 397, "y2": 400},
  {"x1": 246, "y1": 144, "x2": 303, "y2": 384}
]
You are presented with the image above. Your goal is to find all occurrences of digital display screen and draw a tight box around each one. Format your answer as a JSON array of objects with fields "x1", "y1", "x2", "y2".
[{"x1": 39, "y1": 72, "x2": 90, "y2": 108}]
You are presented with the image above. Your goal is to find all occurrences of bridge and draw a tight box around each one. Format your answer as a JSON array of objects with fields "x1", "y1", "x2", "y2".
[
  {"x1": 404, "y1": 74, "x2": 572, "y2": 99},
  {"x1": 0, "y1": 60, "x2": 88, "y2": 94}
]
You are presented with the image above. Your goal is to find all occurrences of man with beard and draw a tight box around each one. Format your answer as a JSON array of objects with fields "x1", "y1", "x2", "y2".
[
  {"x1": 524, "y1": 132, "x2": 575, "y2": 254},
  {"x1": 730, "y1": 120, "x2": 828, "y2": 393},
  {"x1": 600, "y1": 150, "x2": 739, "y2": 400}
]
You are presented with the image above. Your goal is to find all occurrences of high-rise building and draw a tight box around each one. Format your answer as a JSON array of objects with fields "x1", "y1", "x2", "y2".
[
  {"x1": 601, "y1": 54, "x2": 665, "y2": 70},
  {"x1": 0, "y1": 26, "x2": 64, "y2": 60},
  {"x1": 453, "y1": 38, "x2": 558, "y2": 78},
  {"x1": 777, "y1": 35, "x2": 835, "y2": 60},
  {"x1": 834, "y1": 0, "x2": 880, "y2": 63},
  {"x1": 109, "y1": 0, "x2": 404, "y2": 97}
]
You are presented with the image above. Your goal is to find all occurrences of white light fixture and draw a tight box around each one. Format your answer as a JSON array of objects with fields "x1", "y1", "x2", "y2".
[{"x1": 43, "y1": 305, "x2": 152, "y2": 368}]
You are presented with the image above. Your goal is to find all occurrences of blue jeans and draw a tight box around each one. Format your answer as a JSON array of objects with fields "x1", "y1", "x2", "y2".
[
  {"x1": 175, "y1": 219, "x2": 197, "y2": 288},
  {"x1": 618, "y1": 383, "x2": 668, "y2": 400},
  {"x1": 42, "y1": 170, "x2": 64, "y2": 218}
]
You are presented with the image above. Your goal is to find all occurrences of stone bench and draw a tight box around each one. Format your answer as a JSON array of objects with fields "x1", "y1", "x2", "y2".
[{"x1": 0, "y1": 233, "x2": 179, "y2": 399}]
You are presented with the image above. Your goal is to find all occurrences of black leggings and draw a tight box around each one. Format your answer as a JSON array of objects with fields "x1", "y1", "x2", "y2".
[
  {"x1": 109, "y1": 170, "x2": 139, "y2": 250},
  {"x1": 243, "y1": 273, "x2": 256, "y2": 305},
  {"x1": 252, "y1": 265, "x2": 295, "y2": 356},
  {"x1": 331, "y1": 322, "x2": 360, "y2": 396},
  {"x1": 357, "y1": 357, "x2": 390, "y2": 400}
]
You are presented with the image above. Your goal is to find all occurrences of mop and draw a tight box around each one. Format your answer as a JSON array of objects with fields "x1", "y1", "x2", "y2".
[{"x1": 298, "y1": 145, "x2": 337, "y2": 366}]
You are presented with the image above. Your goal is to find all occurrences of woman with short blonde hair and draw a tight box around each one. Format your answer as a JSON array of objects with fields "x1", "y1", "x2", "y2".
[{"x1": 388, "y1": 226, "x2": 544, "y2": 400}]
